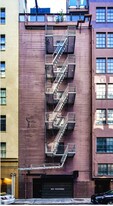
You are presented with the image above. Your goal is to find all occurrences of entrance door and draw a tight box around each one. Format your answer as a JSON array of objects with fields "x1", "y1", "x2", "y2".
[
  {"x1": 95, "y1": 179, "x2": 110, "y2": 194},
  {"x1": 33, "y1": 179, "x2": 42, "y2": 198}
]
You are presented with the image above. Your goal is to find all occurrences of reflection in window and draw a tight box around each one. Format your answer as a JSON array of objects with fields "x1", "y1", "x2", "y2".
[
  {"x1": 107, "y1": 109, "x2": 113, "y2": 124},
  {"x1": 96, "y1": 33, "x2": 106, "y2": 48},
  {"x1": 0, "y1": 8, "x2": 5, "y2": 24},
  {"x1": 96, "y1": 84, "x2": 106, "y2": 99},
  {"x1": 96, "y1": 58, "x2": 106, "y2": 73},
  {"x1": 96, "y1": 8, "x2": 106, "y2": 22},
  {"x1": 107, "y1": 8, "x2": 113, "y2": 22},
  {"x1": 97, "y1": 138, "x2": 113, "y2": 153},
  {"x1": 108, "y1": 84, "x2": 113, "y2": 99},
  {"x1": 107, "y1": 33, "x2": 113, "y2": 48},
  {"x1": 107, "y1": 58, "x2": 113, "y2": 73},
  {"x1": 96, "y1": 109, "x2": 106, "y2": 125},
  {"x1": 0, "y1": 142, "x2": 6, "y2": 158},
  {"x1": 0, "y1": 61, "x2": 5, "y2": 77},
  {"x1": 98, "y1": 164, "x2": 113, "y2": 175},
  {"x1": 0, "y1": 88, "x2": 6, "y2": 105}
]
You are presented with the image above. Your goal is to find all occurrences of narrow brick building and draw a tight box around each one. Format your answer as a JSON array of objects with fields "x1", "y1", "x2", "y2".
[{"x1": 18, "y1": 0, "x2": 113, "y2": 198}]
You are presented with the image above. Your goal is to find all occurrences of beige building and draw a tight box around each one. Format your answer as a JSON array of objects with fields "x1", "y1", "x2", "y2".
[{"x1": 0, "y1": 0, "x2": 26, "y2": 198}]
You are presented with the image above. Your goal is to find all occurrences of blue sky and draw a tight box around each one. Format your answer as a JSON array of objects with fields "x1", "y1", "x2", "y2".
[{"x1": 27, "y1": 0, "x2": 66, "y2": 13}]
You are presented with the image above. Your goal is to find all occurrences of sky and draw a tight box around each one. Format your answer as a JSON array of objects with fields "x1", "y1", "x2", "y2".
[{"x1": 27, "y1": 0, "x2": 66, "y2": 13}]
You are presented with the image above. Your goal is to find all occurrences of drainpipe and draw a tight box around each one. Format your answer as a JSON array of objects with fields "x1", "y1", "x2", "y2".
[{"x1": 10, "y1": 173, "x2": 16, "y2": 197}]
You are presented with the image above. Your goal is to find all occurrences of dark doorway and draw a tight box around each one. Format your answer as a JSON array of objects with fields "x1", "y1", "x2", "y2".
[
  {"x1": 95, "y1": 179, "x2": 110, "y2": 194},
  {"x1": 33, "y1": 178, "x2": 42, "y2": 198}
]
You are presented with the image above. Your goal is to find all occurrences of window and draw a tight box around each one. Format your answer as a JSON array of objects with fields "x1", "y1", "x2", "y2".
[
  {"x1": 96, "y1": 33, "x2": 106, "y2": 48},
  {"x1": 107, "y1": 109, "x2": 113, "y2": 124},
  {"x1": 96, "y1": 84, "x2": 106, "y2": 99},
  {"x1": 96, "y1": 109, "x2": 106, "y2": 124},
  {"x1": 0, "y1": 88, "x2": 6, "y2": 105},
  {"x1": 107, "y1": 8, "x2": 113, "y2": 22},
  {"x1": 107, "y1": 58, "x2": 113, "y2": 73},
  {"x1": 96, "y1": 8, "x2": 106, "y2": 22},
  {"x1": 0, "y1": 8, "x2": 5, "y2": 24},
  {"x1": 107, "y1": 33, "x2": 113, "y2": 48},
  {"x1": 0, "y1": 115, "x2": 6, "y2": 131},
  {"x1": 0, "y1": 35, "x2": 5, "y2": 51},
  {"x1": 96, "y1": 58, "x2": 106, "y2": 73},
  {"x1": 0, "y1": 61, "x2": 5, "y2": 77},
  {"x1": 98, "y1": 164, "x2": 113, "y2": 175},
  {"x1": 0, "y1": 142, "x2": 6, "y2": 158},
  {"x1": 97, "y1": 138, "x2": 113, "y2": 153},
  {"x1": 108, "y1": 84, "x2": 113, "y2": 99}
]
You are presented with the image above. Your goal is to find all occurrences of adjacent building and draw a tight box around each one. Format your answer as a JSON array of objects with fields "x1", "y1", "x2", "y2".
[{"x1": 0, "y1": 0, "x2": 26, "y2": 198}]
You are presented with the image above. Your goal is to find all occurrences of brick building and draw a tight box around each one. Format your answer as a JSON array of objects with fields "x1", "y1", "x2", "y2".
[{"x1": 18, "y1": 0, "x2": 113, "y2": 198}]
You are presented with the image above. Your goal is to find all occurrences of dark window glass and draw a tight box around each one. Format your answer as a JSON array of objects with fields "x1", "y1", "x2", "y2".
[
  {"x1": 0, "y1": 35, "x2": 5, "y2": 51},
  {"x1": 0, "y1": 115, "x2": 6, "y2": 131},
  {"x1": 97, "y1": 138, "x2": 113, "y2": 153},
  {"x1": 0, "y1": 8, "x2": 5, "y2": 24}
]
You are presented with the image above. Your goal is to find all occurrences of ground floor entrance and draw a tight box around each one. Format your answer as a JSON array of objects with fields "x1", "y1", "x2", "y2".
[{"x1": 33, "y1": 175, "x2": 73, "y2": 198}]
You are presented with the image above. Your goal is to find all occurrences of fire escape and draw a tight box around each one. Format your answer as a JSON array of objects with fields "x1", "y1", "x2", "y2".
[
  {"x1": 19, "y1": 25, "x2": 76, "y2": 171},
  {"x1": 45, "y1": 25, "x2": 76, "y2": 166}
]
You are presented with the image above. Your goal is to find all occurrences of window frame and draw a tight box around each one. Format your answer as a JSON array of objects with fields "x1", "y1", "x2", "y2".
[
  {"x1": 0, "y1": 8, "x2": 5, "y2": 24},
  {"x1": 0, "y1": 61, "x2": 5, "y2": 77},
  {"x1": 0, "y1": 88, "x2": 6, "y2": 105},
  {"x1": 0, "y1": 142, "x2": 6, "y2": 158},
  {"x1": 0, "y1": 115, "x2": 6, "y2": 131},
  {"x1": 96, "y1": 7, "x2": 106, "y2": 23},
  {"x1": 96, "y1": 109, "x2": 106, "y2": 125},
  {"x1": 0, "y1": 34, "x2": 5, "y2": 51},
  {"x1": 96, "y1": 33, "x2": 106, "y2": 48},
  {"x1": 97, "y1": 137, "x2": 113, "y2": 153},
  {"x1": 98, "y1": 164, "x2": 113, "y2": 175},
  {"x1": 96, "y1": 83, "x2": 106, "y2": 99}
]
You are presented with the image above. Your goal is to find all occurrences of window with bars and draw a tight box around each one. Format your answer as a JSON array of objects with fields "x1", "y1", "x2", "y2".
[
  {"x1": 107, "y1": 109, "x2": 113, "y2": 124},
  {"x1": 0, "y1": 8, "x2": 5, "y2": 24},
  {"x1": 96, "y1": 84, "x2": 106, "y2": 99},
  {"x1": 0, "y1": 115, "x2": 6, "y2": 131},
  {"x1": 0, "y1": 61, "x2": 5, "y2": 77},
  {"x1": 96, "y1": 8, "x2": 106, "y2": 22},
  {"x1": 0, "y1": 142, "x2": 6, "y2": 158},
  {"x1": 108, "y1": 84, "x2": 113, "y2": 99},
  {"x1": 97, "y1": 138, "x2": 113, "y2": 153},
  {"x1": 96, "y1": 109, "x2": 106, "y2": 125},
  {"x1": 98, "y1": 164, "x2": 113, "y2": 175},
  {"x1": 0, "y1": 35, "x2": 5, "y2": 51},
  {"x1": 96, "y1": 58, "x2": 106, "y2": 73},
  {"x1": 0, "y1": 88, "x2": 6, "y2": 105},
  {"x1": 96, "y1": 33, "x2": 106, "y2": 48}
]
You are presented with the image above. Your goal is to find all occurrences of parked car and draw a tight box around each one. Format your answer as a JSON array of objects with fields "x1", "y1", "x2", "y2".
[
  {"x1": 91, "y1": 189, "x2": 113, "y2": 204},
  {"x1": 0, "y1": 193, "x2": 15, "y2": 205}
]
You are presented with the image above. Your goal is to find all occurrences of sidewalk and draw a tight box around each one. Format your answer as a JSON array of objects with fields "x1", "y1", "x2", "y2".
[{"x1": 14, "y1": 198, "x2": 91, "y2": 205}]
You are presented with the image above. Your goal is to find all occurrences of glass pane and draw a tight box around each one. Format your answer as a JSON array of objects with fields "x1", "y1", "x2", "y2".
[
  {"x1": 96, "y1": 8, "x2": 106, "y2": 22},
  {"x1": 96, "y1": 58, "x2": 106, "y2": 73},
  {"x1": 107, "y1": 8, "x2": 113, "y2": 22},
  {"x1": 107, "y1": 58, "x2": 113, "y2": 73}
]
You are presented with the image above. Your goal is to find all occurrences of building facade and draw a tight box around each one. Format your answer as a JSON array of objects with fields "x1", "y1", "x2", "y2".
[
  {"x1": 0, "y1": 0, "x2": 26, "y2": 198},
  {"x1": 1, "y1": 0, "x2": 113, "y2": 198},
  {"x1": 18, "y1": 0, "x2": 113, "y2": 198}
]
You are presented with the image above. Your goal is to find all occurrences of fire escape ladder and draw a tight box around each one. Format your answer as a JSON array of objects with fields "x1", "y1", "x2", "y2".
[
  {"x1": 52, "y1": 37, "x2": 68, "y2": 67},
  {"x1": 50, "y1": 57, "x2": 68, "y2": 94},
  {"x1": 52, "y1": 115, "x2": 68, "y2": 155},
  {"x1": 60, "y1": 145, "x2": 68, "y2": 166}
]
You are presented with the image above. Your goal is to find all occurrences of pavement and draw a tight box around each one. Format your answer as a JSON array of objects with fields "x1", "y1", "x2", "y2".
[{"x1": 13, "y1": 198, "x2": 91, "y2": 205}]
